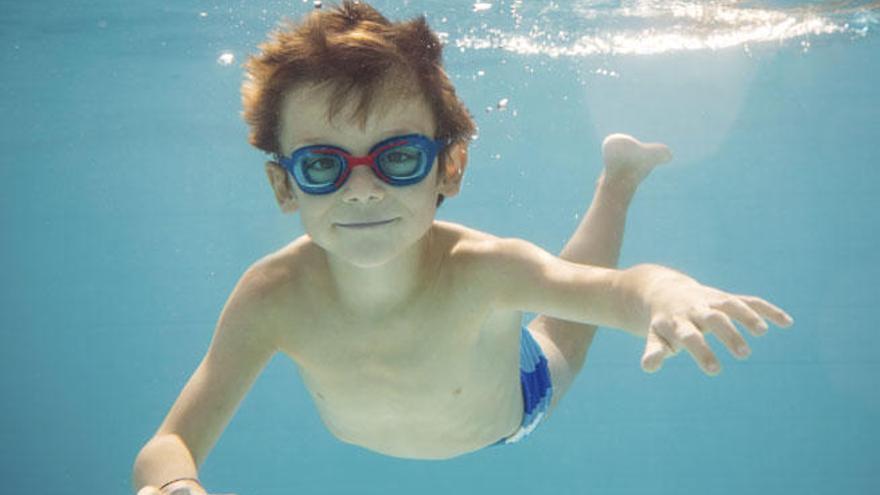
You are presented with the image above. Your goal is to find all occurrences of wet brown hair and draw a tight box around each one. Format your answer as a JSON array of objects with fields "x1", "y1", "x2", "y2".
[{"x1": 241, "y1": 1, "x2": 476, "y2": 206}]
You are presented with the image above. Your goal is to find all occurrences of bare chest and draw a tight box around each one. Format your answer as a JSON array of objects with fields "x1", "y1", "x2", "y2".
[{"x1": 276, "y1": 296, "x2": 525, "y2": 458}]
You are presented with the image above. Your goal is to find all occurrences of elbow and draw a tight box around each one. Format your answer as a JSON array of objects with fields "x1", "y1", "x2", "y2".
[{"x1": 131, "y1": 439, "x2": 154, "y2": 493}]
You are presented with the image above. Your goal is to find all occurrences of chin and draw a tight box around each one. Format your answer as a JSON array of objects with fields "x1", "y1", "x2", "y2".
[{"x1": 312, "y1": 227, "x2": 406, "y2": 266}]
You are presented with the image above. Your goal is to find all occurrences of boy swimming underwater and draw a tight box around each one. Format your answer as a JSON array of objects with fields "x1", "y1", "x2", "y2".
[{"x1": 133, "y1": 2, "x2": 793, "y2": 494}]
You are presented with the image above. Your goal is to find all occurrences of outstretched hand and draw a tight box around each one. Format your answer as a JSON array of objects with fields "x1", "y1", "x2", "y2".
[{"x1": 633, "y1": 265, "x2": 794, "y2": 375}]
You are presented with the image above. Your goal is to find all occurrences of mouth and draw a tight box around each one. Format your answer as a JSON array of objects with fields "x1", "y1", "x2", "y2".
[{"x1": 334, "y1": 218, "x2": 398, "y2": 229}]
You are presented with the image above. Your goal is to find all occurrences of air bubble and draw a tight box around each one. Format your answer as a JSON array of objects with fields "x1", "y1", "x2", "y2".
[{"x1": 217, "y1": 52, "x2": 235, "y2": 66}]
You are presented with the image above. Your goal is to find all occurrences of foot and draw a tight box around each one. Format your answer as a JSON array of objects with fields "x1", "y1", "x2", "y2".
[{"x1": 601, "y1": 133, "x2": 673, "y2": 187}]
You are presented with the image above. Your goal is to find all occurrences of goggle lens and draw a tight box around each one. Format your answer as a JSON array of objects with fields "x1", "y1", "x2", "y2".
[
  {"x1": 376, "y1": 145, "x2": 424, "y2": 180},
  {"x1": 300, "y1": 154, "x2": 344, "y2": 186}
]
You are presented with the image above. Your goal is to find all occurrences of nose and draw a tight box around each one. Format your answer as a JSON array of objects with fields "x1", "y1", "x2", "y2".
[{"x1": 340, "y1": 165, "x2": 385, "y2": 204}]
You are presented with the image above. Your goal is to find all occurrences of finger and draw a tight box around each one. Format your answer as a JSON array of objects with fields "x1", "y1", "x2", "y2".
[
  {"x1": 662, "y1": 318, "x2": 721, "y2": 375},
  {"x1": 641, "y1": 329, "x2": 674, "y2": 373},
  {"x1": 738, "y1": 295, "x2": 794, "y2": 328},
  {"x1": 692, "y1": 309, "x2": 751, "y2": 359},
  {"x1": 714, "y1": 297, "x2": 769, "y2": 336}
]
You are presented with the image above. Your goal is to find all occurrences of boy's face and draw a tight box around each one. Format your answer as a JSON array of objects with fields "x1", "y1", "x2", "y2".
[{"x1": 266, "y1": 82, "x2": 466, "y2": 268}]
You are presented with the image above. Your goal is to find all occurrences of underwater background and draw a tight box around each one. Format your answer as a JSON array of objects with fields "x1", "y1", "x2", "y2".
[{"x1": 2, "y1": 1, "x2": 878, "y2": 493}]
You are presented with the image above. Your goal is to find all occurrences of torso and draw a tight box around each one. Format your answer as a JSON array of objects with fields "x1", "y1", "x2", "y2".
[{"x1": 261, "y1": 221, "x2": 525, "y2": 459}]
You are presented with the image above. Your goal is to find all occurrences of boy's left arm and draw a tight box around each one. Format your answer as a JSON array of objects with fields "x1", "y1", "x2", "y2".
[{"x1": 485, "y1": 238, "x2": 794, "y2": 375}]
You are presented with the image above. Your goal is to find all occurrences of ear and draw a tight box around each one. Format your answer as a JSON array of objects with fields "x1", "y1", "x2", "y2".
[
  {"x1": 265, "y1": 161, "x2": 299, "y2": 213},
  {"x1": 437, "y1": 142, "x2": 468, "y2": 198}
]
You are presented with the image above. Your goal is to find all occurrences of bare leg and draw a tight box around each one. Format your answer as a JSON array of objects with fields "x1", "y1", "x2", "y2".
[{"x1": 528, "y1": 134, "x2": 672, "y2": 414}]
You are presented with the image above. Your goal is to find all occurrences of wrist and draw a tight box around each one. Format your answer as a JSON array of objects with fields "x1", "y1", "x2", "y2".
[
  {"x1": 615, "y1": 264, "x2": 667, "y2": 335},
  {"x1": 159, "y1": 478, "x2": 204, "y2": 495}
]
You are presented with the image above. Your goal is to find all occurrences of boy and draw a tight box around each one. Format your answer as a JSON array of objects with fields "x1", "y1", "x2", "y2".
[{"x1": 133, "y1": 2, "x2": 793, "y2": 494}]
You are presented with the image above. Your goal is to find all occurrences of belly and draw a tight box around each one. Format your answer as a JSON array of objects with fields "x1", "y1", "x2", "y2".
[
  {"x1": 304, "y1": 370, "x2": 521, "y2": 459},
  {"x1": 285, "y1": 315, "x2": 525, "y2": 458}
]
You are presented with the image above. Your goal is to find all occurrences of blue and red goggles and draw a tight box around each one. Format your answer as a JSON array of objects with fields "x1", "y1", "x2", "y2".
[{"x1": 277, "y1": 133, "x2": 445, "y2": 195}]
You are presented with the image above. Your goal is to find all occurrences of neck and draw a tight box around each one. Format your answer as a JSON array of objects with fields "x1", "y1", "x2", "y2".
[{"x1": 322, "y1": 227, "x2": 439, "y2": 319}]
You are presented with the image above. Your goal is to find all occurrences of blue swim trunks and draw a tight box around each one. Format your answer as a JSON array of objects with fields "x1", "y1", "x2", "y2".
[{"x1": 492, "y1": 327, "x2": 554, "y2": 446}]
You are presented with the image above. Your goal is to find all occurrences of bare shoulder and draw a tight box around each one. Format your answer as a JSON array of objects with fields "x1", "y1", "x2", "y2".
[
  {"x1": 433, "y1": 221, "x2": 551, "y2": 287},
  {"x1": 433, "y1": 220, "x2": 500, "y2": 252},
  {"x1": 434, "y1": 220, "x2": 546, "y2": 264},
  {"x1": 432, "y1": 221, "x2": 497, "y2": 269},
  {"x1": 249, "y1": 235, "x2": 314, "y2": 286},
  {"x1": 233, "y1": 236, "x2": 318, "y2": 338}
]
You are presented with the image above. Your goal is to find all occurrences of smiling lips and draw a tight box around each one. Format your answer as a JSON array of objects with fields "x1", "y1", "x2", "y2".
[{"x1": 335, "y1": 218, "x2": 397, "y2": 229}]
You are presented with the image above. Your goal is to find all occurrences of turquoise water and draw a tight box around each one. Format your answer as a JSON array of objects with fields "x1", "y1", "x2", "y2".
[{"x1": 2, "y1": 1, "x2": 878, "y2": 493}]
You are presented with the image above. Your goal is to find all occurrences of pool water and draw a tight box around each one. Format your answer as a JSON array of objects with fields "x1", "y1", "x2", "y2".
[{"x1": 2, "y1": 1, "x2": 878, "y2": 494}]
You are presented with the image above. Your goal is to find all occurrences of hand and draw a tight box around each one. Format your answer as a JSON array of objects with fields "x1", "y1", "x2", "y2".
[{"x1": 635, "y1": 265, "x2": 794, "y2": 375}]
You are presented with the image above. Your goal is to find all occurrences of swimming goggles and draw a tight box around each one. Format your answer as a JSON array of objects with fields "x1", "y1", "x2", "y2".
[{"x1": 278, "y1": 133, "x2": 445, "y2": 195}]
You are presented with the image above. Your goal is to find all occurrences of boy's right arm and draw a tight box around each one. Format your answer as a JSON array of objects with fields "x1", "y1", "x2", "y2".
[{"x1": 132, "y1": 263, "x2": 280, "y2": 494}]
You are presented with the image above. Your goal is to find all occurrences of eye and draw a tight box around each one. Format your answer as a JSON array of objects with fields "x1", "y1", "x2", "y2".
[
  {"x1": 304, "y1": 157, "x2": 338, "y2": 171},
  {"x1": 385, "y1": 150, "x2": 417, "y2": 163},
  {"x1": 379, "y1": 147, "x2": 423, "y2": 176},
  {"x1": 302, "y1": 155, "x2": 342, "y2": 183}
]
